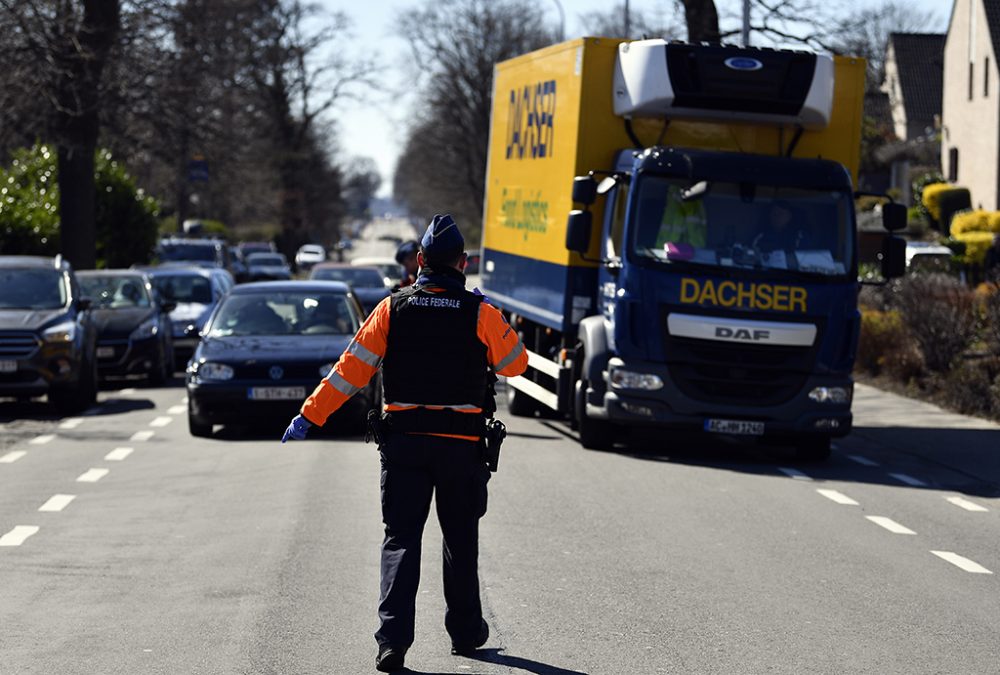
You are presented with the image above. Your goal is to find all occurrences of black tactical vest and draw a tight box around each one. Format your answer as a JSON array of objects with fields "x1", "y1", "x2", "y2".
[{"x1": 383, "y1": 282, "x2": 489, "y2": 416}]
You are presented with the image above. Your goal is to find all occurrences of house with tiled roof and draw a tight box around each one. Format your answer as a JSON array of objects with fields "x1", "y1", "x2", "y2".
[
  {"x1": 882, "y1": 33, "x2": 946, "y2": 141},
  {"x1": 942, "y1": 0, "x2": 1000, "y2": 208}
]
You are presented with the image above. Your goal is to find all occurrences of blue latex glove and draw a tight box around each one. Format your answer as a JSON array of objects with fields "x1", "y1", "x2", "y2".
[
  {"x1": 281, "y1": 414, "x2": 312, "y2": 443},
  {"x1": 473, "y1": 287, "x2": 490, "y2": 304}
]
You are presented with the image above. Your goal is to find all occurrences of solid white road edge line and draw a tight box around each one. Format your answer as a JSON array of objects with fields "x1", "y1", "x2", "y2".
[
  {"x1": 130, "y1": 430, "x2": 155, "y2": 442},
  {"x1": 0, "y1": 451, "x2": 27, "y2": 464},
  {"x1": 889, "y1": 473, "x2": 927, "y2": 487},
  {"x1": 778, "y1": 467, "x2": 812, "y2": 481},
  {"x1": 931, "y1": 551, "x2": 993, "y2": 574},
  {"x1": 0, "y1": 526, "x2": 40, "y2": 546},
  {"x1": 29, "y1": 434, "x2": 55, "y2": 445},
  {"x1": 39, "y1": 494, "x2": 76, "y2": 512},
  {"x1": 817, "y1": 489, "x2": 860, "y2": 505},
  {"x1": 946, "y1": 496, "x2": 989, "y2": 512},
  {"x1": 866, "y1": 516, "x2": 917, "y2": 535},
  {"x1": 77, "y1": 468, "x2": 110, "y2": 483},
  {"x1": 104, "y1": 447, "x2": 134, "y2": 461}
]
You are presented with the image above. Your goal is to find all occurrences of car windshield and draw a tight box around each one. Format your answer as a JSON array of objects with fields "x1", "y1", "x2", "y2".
[
  {"x1": 248, "y1": 254, "x2": 286, "y2": 266},
  {"x1": 312, "y1": 267, "x2": 384, "y2": 287},
  {"x1": 151, "y1": 274, "x2": 213, "y2": 304},
  {"x1": 79, "y1": 275, "x2": 152, "y2": 308},
  {"x1": 631, "y1": 177, "x2": 854, "y2": 277},
  {"x1": 207, "y1": 291, "x2": 358, "y2": 337},
  {"x1": 0, "y1": 269, "x2": 67, "y2": 309},
  {"x1": 158, "y1": 242, "x2": 217, "y2": 263}
]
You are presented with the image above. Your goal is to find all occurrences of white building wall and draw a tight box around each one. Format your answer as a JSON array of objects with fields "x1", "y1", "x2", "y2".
[{"x1": 943, "y1": 0, "x2": 1000, "y2": 209}]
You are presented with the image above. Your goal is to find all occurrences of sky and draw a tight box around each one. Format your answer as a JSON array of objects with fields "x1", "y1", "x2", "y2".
[{"x1": 318, "y1": 0, "x2": 953, "y2": 198}]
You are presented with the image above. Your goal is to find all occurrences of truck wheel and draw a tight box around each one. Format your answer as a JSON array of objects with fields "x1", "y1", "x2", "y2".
[
  {"x1": 575, "y1": 379, "x2": 615, "y2": 450},
  {"x1": 188, "y1": 401, "x2": 213, "y2": 438},
  {"x1": 506, "y1": 382, "x2": 539, "y2": 417},
  {"x1": 795, "y1": 436, "x2": 831, "y2": 462}
]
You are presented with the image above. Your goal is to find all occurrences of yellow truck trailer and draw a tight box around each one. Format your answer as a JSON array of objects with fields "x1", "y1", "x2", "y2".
[{"x1": 480, "y1": 38, "x2": 905, "y2": 459}]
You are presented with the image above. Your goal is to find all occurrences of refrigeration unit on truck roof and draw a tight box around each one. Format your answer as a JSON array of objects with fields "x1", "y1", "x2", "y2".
[{"x1": 613, "y1": 40, "x2": 835, "y2": 129}]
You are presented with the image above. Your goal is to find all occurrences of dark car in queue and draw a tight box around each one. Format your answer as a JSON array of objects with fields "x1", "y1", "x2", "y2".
[
  {"x1": 144, "y1": 267, "x2": 232, "y2": 367},
  {"x1": 245, "y1": 252, "x2": 292, "y2": 281},
  {"x1": 0, "y1": 256, "x2": 99, "y2": 413},
  {"x1": 186, "y1": 281, "x2": 377, "y2": 437},
  {"x1": 77, "y1": 271, "x2": 176, "y2": 384},
  {"x1": 309, "y1": 263, "x2": 390, "y2": 315}
]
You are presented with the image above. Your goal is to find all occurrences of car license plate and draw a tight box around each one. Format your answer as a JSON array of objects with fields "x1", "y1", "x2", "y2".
[
  {"x1": 96, "y1": 347, "x2": 115, "y2": 359},
  {"x1": 248, "y1": 386, "x2": 306, "y2": 401},
  {"x1": 704, "y1": 418, "x2": 765, "y2": 436},
  {"x1": 0, "y1": 360, "x2": 16, "y2": 373}
]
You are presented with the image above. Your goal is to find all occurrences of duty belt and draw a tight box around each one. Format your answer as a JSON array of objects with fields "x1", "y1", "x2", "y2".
[{"x1": 382, "y1": 408, "x2": 486, "y2": 438}]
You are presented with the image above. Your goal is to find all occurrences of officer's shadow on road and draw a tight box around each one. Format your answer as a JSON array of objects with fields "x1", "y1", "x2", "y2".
[{"x1": 399, "y1": 648, "x2": 587, "y2": 675}]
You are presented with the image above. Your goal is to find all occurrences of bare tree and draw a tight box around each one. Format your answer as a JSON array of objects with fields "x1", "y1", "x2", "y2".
[{"x1": 579, "y1": 1, "x2": 685, "y2": 40}]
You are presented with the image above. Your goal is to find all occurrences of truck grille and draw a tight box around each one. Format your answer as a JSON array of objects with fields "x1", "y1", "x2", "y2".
[
  {"x1": 664, "y1": 337, "x2": 814, "y2": 407},
  {"x1": 0, "y1": 332, "x2": 41, "y2": 358}
]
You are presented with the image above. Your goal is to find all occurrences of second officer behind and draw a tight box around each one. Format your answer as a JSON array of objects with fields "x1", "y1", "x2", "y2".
[{"x1": 282, "y1": 213, "x2": 528, "y2": 673}]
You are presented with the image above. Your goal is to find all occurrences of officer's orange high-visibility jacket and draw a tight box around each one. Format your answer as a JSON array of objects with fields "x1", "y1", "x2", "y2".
[{"x1": 300, "y1": 287, "x2": 528, "y2": 434}]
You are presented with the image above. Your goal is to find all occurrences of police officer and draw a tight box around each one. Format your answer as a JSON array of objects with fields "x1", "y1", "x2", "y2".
[
  {"x1": 282, "y1": 214, "x2": 528, "y2": 673},
  {"x1": 393, "y1": 239, "x2": 419, "y2": 290}
]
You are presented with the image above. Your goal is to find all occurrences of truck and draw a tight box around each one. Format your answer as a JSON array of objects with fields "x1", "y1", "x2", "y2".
[{"x1": 479, "y1": 38, "x2": 906, "y2": 460}]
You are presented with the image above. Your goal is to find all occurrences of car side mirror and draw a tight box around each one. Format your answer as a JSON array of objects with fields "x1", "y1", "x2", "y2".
[
  {"x1": 880, "y1": 235, "x2": 907, "y2": 279},
  {"x1": 160, "y1": 301, "x2": 177, "y2": 314},
  {"x1": 572, "y1": 176, "x2": 598, "y2": 206},
  {"x1": 882, "y1": 202, "x2": 907, "y2": 232},
  {"x1": 566, "y1": 210, "x2": 593, "y2": 253},
  {"x1": 76, "y1": 297, "x2": 92, "y2": 311}
]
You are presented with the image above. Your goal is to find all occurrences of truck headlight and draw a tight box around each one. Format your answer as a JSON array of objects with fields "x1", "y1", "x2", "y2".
[
  {"x1": 609, "y1": 367, "x2": 664, "y2": 391},
  {"x1": 130, "y1": 318, "x2": 158, "y2": 340},
  {"x1": 42, "y1": 321, "x2": 76, "y2": 343},
  {"x1": 197, "y1": 362, "x2": 234, "y2": 381},
  {"x1": 808, "y1": 386, "x2": 851, "y2": 404}
]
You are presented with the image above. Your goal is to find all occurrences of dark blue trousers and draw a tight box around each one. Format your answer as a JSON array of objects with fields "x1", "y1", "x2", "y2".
[{"x1": 375, "y1": 432, "x2": 490, "y2": 649}]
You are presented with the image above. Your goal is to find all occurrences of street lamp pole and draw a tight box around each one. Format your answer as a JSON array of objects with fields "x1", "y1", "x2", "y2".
[
  {"x1": 742, "y1": 0, "x2": 751, "y2": 46},
  {"x1": 624, "y1": 0, "x2": 631, "y2": 37}
]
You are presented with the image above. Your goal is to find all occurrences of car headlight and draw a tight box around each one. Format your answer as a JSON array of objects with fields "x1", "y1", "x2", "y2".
[
  {"x1": 197, "y1": 362, "x2": 234, "y2": 381},
  {"x1": 318, "y1": 362, "x2": 336, "y2": 377},
  {"x1": 42, "y1": 320, "x2": 77, "y2": 343},
  {"x1": 609, "y1": 367, "x2": 664, "y2": 391},
  {"x1": 808, "y1": 386, "x2": 852, "y2": 404},
  {"x1": 130, "y1": 317, "x2": 158, "y2": 340}
]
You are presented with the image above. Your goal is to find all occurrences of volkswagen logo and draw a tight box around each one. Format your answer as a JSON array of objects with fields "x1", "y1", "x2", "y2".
[
  {"x1": 724, "y1": 57, "x2": 764, "y2": 71},
  {"x1": 268, "y1": 365, "x2": 284, "y2": 380}
]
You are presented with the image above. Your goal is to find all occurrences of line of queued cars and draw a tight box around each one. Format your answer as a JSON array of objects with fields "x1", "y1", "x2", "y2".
[{"x1": 1, "y1": 236, "x2": 403, "y2": 436}]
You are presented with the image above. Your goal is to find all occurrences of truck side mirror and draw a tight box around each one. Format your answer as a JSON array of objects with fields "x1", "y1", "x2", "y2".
[
  {"x1": 566, "y1": 210, "x2": 593, "y2": 253},
  {"x1": 880, "y1": 235, "x2": 906, "y2": 279},
  {"x1": 572, "y1": 176, "x2": 598, "y2": 206},
  {"x1": 882, "y1": 202, "x2": 907, "y2": 232}
]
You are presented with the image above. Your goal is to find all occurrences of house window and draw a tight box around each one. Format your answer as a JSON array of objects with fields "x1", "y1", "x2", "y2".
[
  {"x1": 986, "y1": 57, "x2": 990, "y2": 97},
  {"x1": 969, "y1": 62, "x2": 975, "y2": 100},
  {"x1": 949, "y1": 147, "x2": 959, "y2": 182}
]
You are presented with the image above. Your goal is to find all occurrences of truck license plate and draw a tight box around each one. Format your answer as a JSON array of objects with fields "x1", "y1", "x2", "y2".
[
  {"x1": 248, "y1": 386, "x2": 306, "y2": 401},
  {"x1": 704, "y1": 418, "x2": 765, "y2": 436},
  {"x1": 0, "y1": 360, "x2": 16, "y2": 373}
]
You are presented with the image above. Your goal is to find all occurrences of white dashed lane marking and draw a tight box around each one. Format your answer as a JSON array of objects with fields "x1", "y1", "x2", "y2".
[
  {"x1": 0, "y1": 451, "x2": 27, "y2": 464},
  {"x1": 104, "y1": 447, "x2": 134, "y2": 461},
  {"x1": 38, "y1": 494, "x2": 76, "y2": 512},
  {"x1": 130, "y1": 430, "x2": 155, "y2": 442},
  {"x1": 77, "y1": 468, "x2": 109, "y2": 483},
  {"x1": 167, "y1": 405, "x2": 186, "y2": 415},
  {"x1": 946, "y1": 496, "x2": 989, "y2": 512},
  {"x1": 847, "y1": 455, "x2": 880, "y2": 467},
  {"x1": 149, "y1": 416, "x2": 173, "y2": 428},
  {"x1": 778, "y1": 467, "x2": 812, "y2": 481},
  {"x1": 58, "y1": 418, "x2": 84, "y2": 430},
  {"x1": 816, "y1": 489, "x2": 860, "y2": 505},
  {"x1": 866, "y1": 516, "x2": 917, "y2": 535},
  {"x1": 931, "y1": 551, "x2": 993, "y2": 574},
  {"x1": 0, "y1": 526, "x2": 40, "y2": 547},
  {"x1": 889, "y1": 473, "x2": 927, "y2": 487},
  {"x1": 29, "y1": 434, "x2": 55, "y2": 445}
]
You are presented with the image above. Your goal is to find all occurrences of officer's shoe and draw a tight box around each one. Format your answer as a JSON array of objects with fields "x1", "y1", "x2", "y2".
[
  {"x1": 375, "y1": 644, "x2": 406, "y2": 672},
  {"x1": 450, "y1": 619, "x2": 489, "y2": 656}
]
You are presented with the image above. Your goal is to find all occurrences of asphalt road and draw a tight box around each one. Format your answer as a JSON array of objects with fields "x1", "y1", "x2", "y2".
[{"x1": 1, "y1": 377, "x2": 998, "y2": 675}]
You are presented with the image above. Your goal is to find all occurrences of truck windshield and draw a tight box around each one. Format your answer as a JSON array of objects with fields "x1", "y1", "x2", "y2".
[{"x1": 631, "y1": 177, "x2": 853, "y2": 277}]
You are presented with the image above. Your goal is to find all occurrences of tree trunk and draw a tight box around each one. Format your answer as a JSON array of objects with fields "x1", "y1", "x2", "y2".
[
  {"x1": 680, "y1": 0, "x2": 721, "y2": 43},
  {"x1": 58, "y1": 144, "x2": 98, "y2": 269}
]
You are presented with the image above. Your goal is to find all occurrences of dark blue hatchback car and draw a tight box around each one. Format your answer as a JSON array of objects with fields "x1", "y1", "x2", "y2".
[{"x1": 185, "y1": 280, "x2": 378, "y2": 437}]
